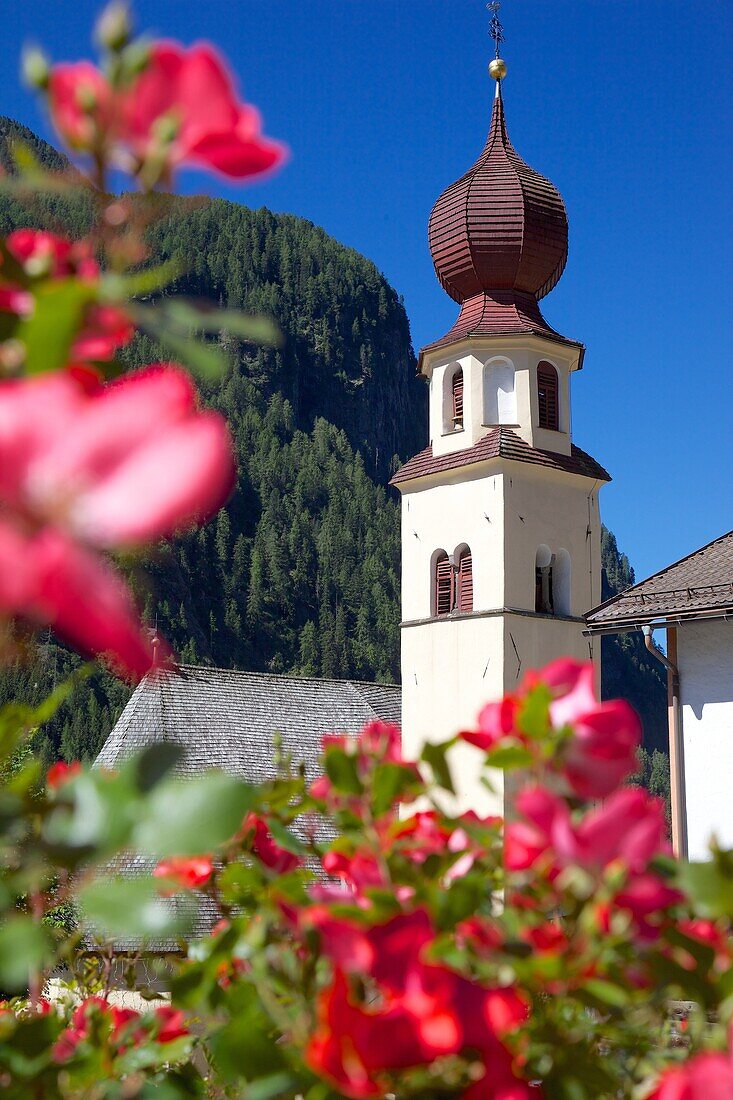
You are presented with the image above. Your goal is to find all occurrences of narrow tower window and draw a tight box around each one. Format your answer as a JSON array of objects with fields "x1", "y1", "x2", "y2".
[
  {"x1": 535, "y1": 545, "x2": 555, "y2": 614},
  {"x1": 537, "y1": 362, "x2": 559, "y2": 431},
  {"x1": 452, "y1": 368, "x2": 464, "y2": 430},
  {"x1": 457, "y1": 547, "x2": 473, "y2": 612},
  {"x1": 434, "y1": 552, "x2": 454, "y2": 616}
]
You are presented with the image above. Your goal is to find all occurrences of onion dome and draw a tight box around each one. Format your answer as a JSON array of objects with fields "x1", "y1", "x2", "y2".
[{"x1": 425, "y1": 81, "x2": 575, "y2": 355}]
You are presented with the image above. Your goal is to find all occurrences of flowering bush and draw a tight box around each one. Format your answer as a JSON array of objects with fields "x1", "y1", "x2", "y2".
[{"x1": 0, "y1": 5, "x2": 732, "y2": 1100}]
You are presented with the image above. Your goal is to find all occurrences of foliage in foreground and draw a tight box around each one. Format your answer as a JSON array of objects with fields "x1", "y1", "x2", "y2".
[{"x1": 1, "y1": 658, "x2": 732, "y2": 1099}]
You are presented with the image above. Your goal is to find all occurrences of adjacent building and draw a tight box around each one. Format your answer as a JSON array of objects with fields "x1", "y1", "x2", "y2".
[{"x1": 586, "y1": 530, "x2": 733, "y2": 861}]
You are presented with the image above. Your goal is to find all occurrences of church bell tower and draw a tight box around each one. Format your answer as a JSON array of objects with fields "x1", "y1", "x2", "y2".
[{"x1": 392, "y1": 48, "x2": 609, "y2": 814}]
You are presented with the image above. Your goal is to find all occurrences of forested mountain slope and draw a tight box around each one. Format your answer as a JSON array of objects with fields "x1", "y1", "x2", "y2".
[{"x1": 0, "y1": 119, "x2": 666, "y2": 765}]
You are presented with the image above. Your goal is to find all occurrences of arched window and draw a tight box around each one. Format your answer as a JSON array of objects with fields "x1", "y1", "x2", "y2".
[
  {"x1": 457, "y1": 547, "x2": 473, "y2": 612},
  {"x1": 452, "y1": 368, "x2": 464, "y2": 430},
  {"x1": 434, "y1": 552, "x2": 454, "y2": 616},
  {"x1": 535, "y1": 544, "x2": 554, "y2": 614},
  {"x1": 554, "y1": 549, "x2": 572, "y2": 616},
  {"x1": 537, "y1": 361, "x2": 559, "y2": 431},
  {"x1": 484, "y1": 359, "x2": 517, "y2": 425}
]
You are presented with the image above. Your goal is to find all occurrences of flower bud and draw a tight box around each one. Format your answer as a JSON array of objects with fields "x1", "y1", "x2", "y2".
[
  {"x1": 95, "y1": 2, "x2": 131, "y2": 52},
  {"x1": 21, "y1": 45, "x2": 50, "y2": 91}
]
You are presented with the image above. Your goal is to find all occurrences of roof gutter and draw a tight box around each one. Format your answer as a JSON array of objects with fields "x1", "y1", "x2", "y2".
[
  {"x1": 584, "y1": 604, "x2": 733, "y2": 636},
  {"x1": 642, "y1": 625, "x2": 687, "y2": 859}
]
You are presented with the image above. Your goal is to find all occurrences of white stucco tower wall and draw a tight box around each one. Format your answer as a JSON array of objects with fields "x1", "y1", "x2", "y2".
[{"x1": 396, "y1": 336, "x2": 605, "y2": 815}]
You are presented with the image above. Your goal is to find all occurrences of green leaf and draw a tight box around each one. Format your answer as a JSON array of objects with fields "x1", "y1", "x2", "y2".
[
  {"x1": 206, "y1": 984, "x2": 288, "y2": 1083},
  {"x1": 677, "y1": 856, "x2": 733, "y2": 918},
  {"x1": 44, "y1": 769, "x2": 138, "y2": 855},
  {"x1": 15, "y1": 278, "x2": 94, "y2": 375},
  {"x1": 485, "y1": 744, "x2": 534, "y2": 770},
  {"x1": 134, "y1": 772, "x2": 258, "y2": 857},
  {"x1": 134, "y1": 742, "x2": 184, "y2": 793},
  {"x1": 266, "y1": 817, "x2": 306, "y2": 856},
  {"x1": 517, "y1": 684, "x2": 552, "y2": 740},
  {"x1": 7, "y1": 138, "x2": 44, "y2": 178},
  {"x1": 421, "y1": 739, "x2": 455, "y2": 793},
  {"x1": 324, "y1": 749, "x2": 363, "y2": 796},
  {"x1": 159, "y1": 298, "x2": 282, "y2": 346},
  {"x1": 582, "y1": 978, "x2": 629, "y2": 1009},
  {"x1": 0, "y1": 916, "x2": 52, "y2": 992},
  {"x1": 372, "y1": 762, "x2": 420, "y2": 817},
  {"x1": 78, "y1": 875, "x2": 190, "y2": 941},
  {"x1": 101, "y1": 259, "x2": 183, "y2": 300}
]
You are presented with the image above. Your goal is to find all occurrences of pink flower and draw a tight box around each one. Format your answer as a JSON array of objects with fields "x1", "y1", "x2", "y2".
[
  {"x1": 648, "y1": 1051, "x2": 733, "y2": 1098},
  {"x1": 6, "y1": 229, "x2": 97, "y2": 280},
  {"x1": 461, "y1": 660, "x2": 641, "y2": 800},
  {"x1": 244, "y1": 814, "x2": 302, "y2": 874},
  {"x1": 506, "y1": 785, "x2": 679, "y2": 939},
  {"x1": 462, "y1": 697, "x2": 520, "y2": 753},
  {"x1": 52, "y1": 997, "x2": 141, "y2": 1063},
  {"x1": 47, "y1": 760, "x2": 82, "y2": 789},
  {"x1": 154, "y1": 1004, "x2": 188, "y2": 1043},
  {"x1": 0, "y1": 524, "x2": 160, "y2": 678},
  {"x1": 153, "y1": 855, "x2": 213, "y2": 891},
  {"x1": 1, "y1": 230, "x2": 133, "y2": 370},
  {"x1": 46, "y1": 45, "x2": 285, "y2": 184},
  {"x1": 312, "y1": 720, "x2": 415, "y2": 808},
  {"x1": 0, "y1": 365, "x2": 234, "y2": 546},
  {"x1": 48, "y1": 62, "x2": 114, "y2": 152},
  {"x1": 0, "y1": 365, "x2": 234, "y2": 676},
  {"x1": 122, "y1": 42, "x2": 286, "y2": 180}
]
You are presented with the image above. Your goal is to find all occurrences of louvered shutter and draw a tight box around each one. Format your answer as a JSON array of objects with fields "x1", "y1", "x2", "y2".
[
  {"x1": 435, "y1": 554, "x2": 453, "y2": 616},
  {"x1": 452, "y1": 369, "x2": 464, "y2": 429},
  {"x1": 457, "y1": 548, "x2": 473, "y2": 612},
  {"x1": 537, "y1": 362, "x2": 559, "y2": 431}
]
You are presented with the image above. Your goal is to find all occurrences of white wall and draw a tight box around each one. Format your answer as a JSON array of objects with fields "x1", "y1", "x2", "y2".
[
  {"x1": 679, "y1": 620, "x2": 733, "y2": 862},
  {"x1": 401, "y1": 469, "x2": 505, "y2": 622},
  {"x1": 425, "y1": 336, "x2": 579, "y2": 459},
  {"x1": 399, "y1": 462, "x2": 602, "y2": 814},
  {"x1": 401, "y1": 614, "x2": 506, "y2": 815}
]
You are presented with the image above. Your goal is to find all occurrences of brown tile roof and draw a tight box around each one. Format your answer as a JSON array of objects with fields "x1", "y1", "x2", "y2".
[
  {"x1": 419, "y1": 291, "x2": 583, "y2": 361},
  {"x1": 389, "y1": 427, "x2": 610, "y2": 487},
  {"x1": 586, "y1": 530, "x2": 733, "y2": 630}
]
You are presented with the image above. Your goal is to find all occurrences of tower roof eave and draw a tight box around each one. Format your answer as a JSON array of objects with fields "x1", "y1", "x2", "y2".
[
  {"x1": 417, "y1": 321, "x2": 585, "y2": 377},
  {"x1": 390, "y1": 427, "x2": 609, "y2": 488}
]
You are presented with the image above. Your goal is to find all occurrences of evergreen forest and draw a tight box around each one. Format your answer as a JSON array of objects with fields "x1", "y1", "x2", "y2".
[{"x1": 0, "y1": 118, "x2": 666, "y2": 768}]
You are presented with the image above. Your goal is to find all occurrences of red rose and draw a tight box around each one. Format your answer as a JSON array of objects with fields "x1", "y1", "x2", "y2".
[{"x1": 153, "y1": 855, "x2": 213, "y2": 891}]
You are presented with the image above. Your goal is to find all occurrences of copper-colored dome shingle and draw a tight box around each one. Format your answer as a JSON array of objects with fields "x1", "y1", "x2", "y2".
[{"x1": 425, "y1": 85, "x2": 573, "y2": 352}]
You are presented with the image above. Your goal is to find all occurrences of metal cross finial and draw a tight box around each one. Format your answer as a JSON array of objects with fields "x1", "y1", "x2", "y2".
[{"x1": 487, "y1": 2, "x2": 505, "y2": 59}]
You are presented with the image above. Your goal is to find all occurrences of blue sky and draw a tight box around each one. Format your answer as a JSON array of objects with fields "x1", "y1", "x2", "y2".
[{"x1": 3, "y1": 0, "x2": 732, "y2": 584}]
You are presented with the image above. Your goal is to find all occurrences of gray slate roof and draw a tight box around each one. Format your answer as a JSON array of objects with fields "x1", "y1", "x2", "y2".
[
  {"x1": 96, "y1": 664, "x2": 401, "y2": 785},
  {"x1": 586, "y1": 530, "x2": 733, "y2": 633},
  {"x1": 92, "y1": 666, "x2": 401, "y2": 953}
]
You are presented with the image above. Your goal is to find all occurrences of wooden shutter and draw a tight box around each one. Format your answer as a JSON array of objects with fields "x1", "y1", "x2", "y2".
[
  {"x1": 537, "y1": 362, "x2": 559, "y2": 431},
  {"x1": 452, "y1": 369, "x2": 464, "y2": 429},
  {"x1": 457, "y1": 548, "x2": 473, "y2": 612},
  {"x1": 435, "y1": 554, "x2": 453, "y2": 616}
]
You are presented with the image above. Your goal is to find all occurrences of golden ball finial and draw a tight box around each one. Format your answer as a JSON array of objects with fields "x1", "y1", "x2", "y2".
[{"x1": 489, "y1": 57, "x2": 507, "y2": 81}]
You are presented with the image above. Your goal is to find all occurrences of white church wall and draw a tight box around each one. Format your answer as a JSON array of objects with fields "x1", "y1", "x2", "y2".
[
  {"x1": 400, "y1": 469, "x2": 505, "y2": 622},
  {"x1": 502, "y1": 612, "x2": 595, "y2": 695},
  {"x1": 679, "y1": 620, "x2": 733, "y2": 862},
  {"x1": 401, "y1": 613, "x2": 506, "y2": 815},
  {"x1": 502, "y1": 466, "x2": 602, "y2": 617},
  {"x1": 424, "y1": 337, "x2": 580, "y2": 460}
]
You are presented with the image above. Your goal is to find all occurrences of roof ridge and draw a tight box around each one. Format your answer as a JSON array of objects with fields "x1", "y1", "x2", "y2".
[
  {"x1": 160, "y1": 664, "x2": 400, "y2": 691},
  {"x1": 587, "y1": 529, "x2": 733, "y2": 619}
]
